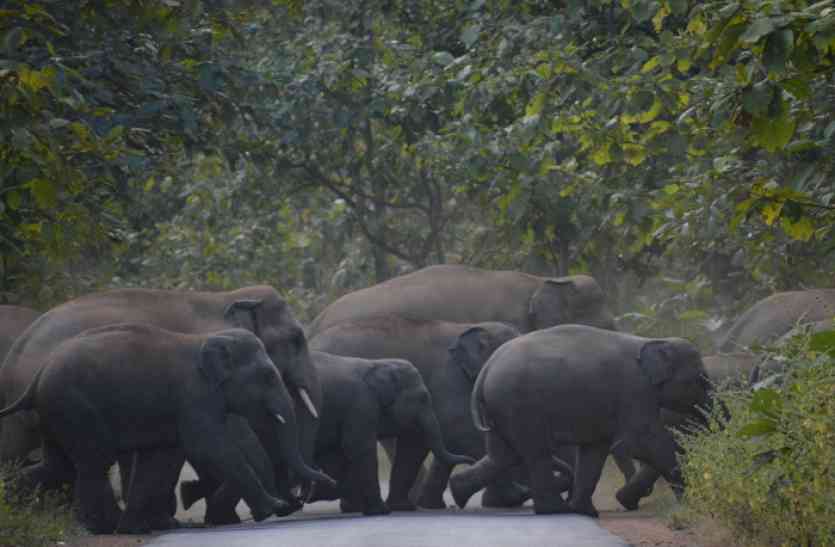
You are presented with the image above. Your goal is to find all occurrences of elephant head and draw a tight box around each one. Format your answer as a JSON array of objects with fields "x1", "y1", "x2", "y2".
[
  {"x1": 638, "y1": 338, "x2": 711, "y2": 415},
  {"x1": 224, "y1": 298, "x2": 318, "y2": 419},
  {"x1": 199, "y1": 329, "x2": 335, "y2": 489},
  {"x1": 448, "y1": 323, "x2": 520, "y2": 382},
  {"x1": 364, "y1": 360, "x2": 474, "y2": 467},
  {"x1": 527, "y1": 275, "x2": 615, "y2": 331}
]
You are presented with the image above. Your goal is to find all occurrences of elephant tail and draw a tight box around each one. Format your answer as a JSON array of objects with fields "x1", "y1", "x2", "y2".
[
  {"x1": 470, "y1": 357, "x2": 492, "y2": 433},
  {"x1": 0, "y1": 366, "x2": 42, "y2": 419}
]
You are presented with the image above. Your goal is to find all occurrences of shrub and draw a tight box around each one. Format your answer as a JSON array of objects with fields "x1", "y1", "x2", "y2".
[
  {"x1": 680, "y1": 332, "x2": 835, "y2": 547},
  {"x1": 0, "y1": 471, "x2": 79, "y2": 547}
]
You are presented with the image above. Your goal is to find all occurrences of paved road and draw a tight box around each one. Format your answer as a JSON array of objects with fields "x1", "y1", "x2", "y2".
[
  {"x1": 145, "y1": 510, "x2": 628, "y2": 547},
  {"x1": 141, "y1": 466, "x2": 628, "y2": 547}
]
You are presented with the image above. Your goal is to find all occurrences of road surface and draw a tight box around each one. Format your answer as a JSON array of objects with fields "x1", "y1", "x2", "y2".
[{"x1": 141, "y1": 466, "x2": 629, "y2": 547}]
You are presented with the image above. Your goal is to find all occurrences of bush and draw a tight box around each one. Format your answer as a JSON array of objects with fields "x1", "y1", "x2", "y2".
[
  {"x1": 680, "y1": 333, "x2": 835, "y2": 547},
  {"x1": 0, "y1": 471, "x2": 79, "y2": 547}
]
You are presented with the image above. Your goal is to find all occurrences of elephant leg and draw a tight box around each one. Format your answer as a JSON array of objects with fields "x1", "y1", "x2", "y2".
[
  {"x1": 308, "y1": 451, "x2": 344, "y2": 502},
  {"x1": 386, "y1": 435, "x2": 428, "y2": 511},
  {"x1": 416, "y1": 457, "x2": 451, "y2": 509},
  {"x1": 117, "y1": 448, "x2": 184, "y2": 533},
  {"x1": 633, "y1": 424, "x2": 684, "y2": 499},
  {"x1": 449, "y1": 430, "x2": 518, "y2": 509},
  {"x1": 0, "y1": 413, "x2": 39, "y2": 464},
  {"x1": 568, "y1": 441, "x2": 609, "y2": 518},
  {"x1": 526, "y1": 453, "x2": 570, "y2": 515},
  {"x1": 74, "y1": 467, "x2": 122, "y2": 534},
  {"x1": 616, "y1": 464, "x2": 660, "y2": 511},
  {"x1": 482, "y1": 464, "x2": 533, "y2": 508},
  {"x1": 186, "y1": 459, "x2": 239, "y2": 526},
  {"x1": 610, "y1": 440, "x2": 637, "y2": 482}
]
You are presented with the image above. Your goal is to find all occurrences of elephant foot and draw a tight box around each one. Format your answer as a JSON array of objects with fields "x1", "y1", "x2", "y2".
[
  {"x1": 339, "y1": 497, "x2": 361, "y2": 513},
  {"x1": 273, "y1": 496, "x2": 303, "y2": 518},
  {"x1": 481, "y1": 483, "x2": 530, "y2": 508},
  {"x1": 386, "y1": 497, "x2": 417, "y2": 512},
  {"x1": 569, "y1": 497, "x2": 599, "y2": 518},
  {"x1": 416, "y1": 493, "x2": 446, "y2": 510},
  {"x1": 449, "y1": 472, "x2": 481, "y2": 509},
  {"x1": 78, "y1": 505, "x2": 121, "y2": 535},
  {"x1": 363, "y1": 501, "x2": 391, "y2": 516},
  {"x1": 532, "y1": 499, "x2": 571, "y2": 515},
  {"x1": 205, "y1": 504, "x2": 241, "y2": 526},
  {"x1": 615, "y1": 488, "x2": 640, "y2": 511}
]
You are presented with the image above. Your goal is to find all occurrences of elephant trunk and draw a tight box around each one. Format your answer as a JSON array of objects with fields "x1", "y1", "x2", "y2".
[
  {"x1": 418, "y1": 410, "x2": 475, "y2": 467},
  {"x1": 266, "y1": 401, "x2": 336, "y2": 489}
]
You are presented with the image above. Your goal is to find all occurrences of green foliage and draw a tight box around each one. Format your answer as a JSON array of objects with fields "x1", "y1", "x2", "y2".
[
  {"x1": 0, "y1": 471, "x2": 79, "y2": 547},
  {"x1": 680, "y1": 336, "x2": 835, "y2": 546}
]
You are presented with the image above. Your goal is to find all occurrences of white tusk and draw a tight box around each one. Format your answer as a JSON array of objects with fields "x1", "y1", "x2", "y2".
[
  {"x1": 298, "y1": 388, "x2": 319, "y2": 420},
  {"x1": 274, "y1": 413, "x2": 286, "y2": 425}
]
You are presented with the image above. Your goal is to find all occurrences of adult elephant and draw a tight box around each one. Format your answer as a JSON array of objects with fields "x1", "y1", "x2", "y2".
[
  {"x1": 0, "y1": 305, "x2": 40, "y2": 364},
  {"x1": 0, "y1": 324, "x2": 334, "y2": 534},
  {"x1": 311, "y1": 316, "x2": 532, "y2": 510},
  {"x1": 718, "y1": 288, "x2": 835, "y2": 352},
  {"x1": 449, "y1": 325, "x2": 711, "y2": 517},
  {"x1": 308, "y1": 264, "x2": 615, "y2": 336},
  {"x1": 183, "y1": 351, "x2": 474, "y2": 517},
  {"x1": 0, "y1": 285, "x2": 320, "y2": 524},
  {"x1": 613, "y1": 351, "x2": 758, "y2": 510}
]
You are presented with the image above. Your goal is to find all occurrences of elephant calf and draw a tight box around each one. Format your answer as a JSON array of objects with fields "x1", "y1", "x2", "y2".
[
  {"x1": 309, "y1": 351, "x2": 474, "y2": 515},
  {"x1": 449, "y1": 325, "x2": 711, "y2": 517},
  {"x1": 0, "y1": 323, "x2": 334, "y2": 534}
]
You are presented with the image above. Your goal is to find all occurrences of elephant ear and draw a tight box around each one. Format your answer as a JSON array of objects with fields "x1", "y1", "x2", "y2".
[
  {"x1": 223, "y1": 299, "x2": 264, "y2": 337},
  {"x1": 363, "y1": 362, "x2": 400, "y2": 408},
  {"x1": 638, "y1": 340, "x2": 676, "y2": 386},
  {"x1": 528, "y1": 278, "x2": 574, "y2": 329},
  {"x1": 199, "y1": 335, "x2": 236, "y2": 387},
  {"x1": 448, "y1": 327, "x2": 488, "y2": 381}
]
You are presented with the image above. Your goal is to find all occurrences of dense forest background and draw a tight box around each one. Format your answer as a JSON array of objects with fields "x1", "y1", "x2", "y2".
[{"x1": 2, "y1": 0, "x2": 834, "y2": 341}]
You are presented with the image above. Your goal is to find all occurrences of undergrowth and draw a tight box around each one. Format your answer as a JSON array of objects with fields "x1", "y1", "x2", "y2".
[
  {"x1": 0, "y1": 467, "x2": 79, "y2": 547},
  {"x1": 679, "y1": 330, "x2": 835, "y2": 547}
]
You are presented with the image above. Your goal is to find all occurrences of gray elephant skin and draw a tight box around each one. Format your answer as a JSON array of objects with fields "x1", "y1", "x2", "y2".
[
  {"x1": 0, "y1": 285, "x2": 320, "y2": 525},
  {"x1": 449, "y1": 325, "x2": 710, "y2": 517},
  {"x1": 0, "y1": 305, "x2": 40, "y2": 364},
  {"x1": 718, "y1": 288, "x2": 835, "y2": 352},
  {"x1": 614, "y1": 351, "x2": 758, "y2": 510},
  {"x1": 309, "y1": 316, "x2": 523, "y2": 510},
  {"x1": 308, "y1": 264, "x2": 615, "y2": 336},
  {"x1": 0, "y1": 323, "x2": 334, "y2": 534},
  {"x1": 310, "y1": 351, "x2": 474, "y2": 515}
]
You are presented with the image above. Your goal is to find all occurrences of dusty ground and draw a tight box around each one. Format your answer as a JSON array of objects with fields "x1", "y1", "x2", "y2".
[{"x1": 60, "y1": 457, "x2": 729, "y2": 547}]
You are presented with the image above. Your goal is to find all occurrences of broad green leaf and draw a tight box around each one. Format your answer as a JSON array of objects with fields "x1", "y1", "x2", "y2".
[
  {"x1": 461, "y1": 25, "x2": 480, "y2": 49},
  {"x1": 763, "y1": 29, "x2": 794, "y2": 76},
  {"x1": 641, "y1": 56, "x2": 661, "y2": 73},
  {"x1": 749, "y1": 387, "x2": 783, "y2": 419},
  {"x1": 652, "y1": 3, "x2": 670, "y2": 33},
  {"x1": 663, "y1": 183, "x2": 680, "y2": 195},
  {"x1": 781, "y1": 215, "x2": 815, "y2": 241},
  {"x1": 28, "y1": 179, "x2": 57, "y2": 209},
  {"x1": 809, "y1": 329, "x2": 835, "y2": 355},
  {"x1": 623, "y1": 143, "x2": 647, "y2": 166},
  {"x1": 526, "y1": 92, "x2": 547, "y2": 117},
  {"x1": 591, "y1": 144, "x2": 611, "y2": 166},
  {"x1": 751, "y1": 111, "x2": 796, "y2": 152},
  {"x1": 432, "y1": 51, "x2": 455, "y2": 66},
  {"x1": 6, "y1": 190, "x2": 22, "y2": 211},
  {"x1": 738, "y1": 418, "x2": 778, "y2": 439},
  {"x1": 740, "y1": 18, "x2": 775, "y2": 44},
  {"x1": 742, "y1": 81, "x2": 774, "y2": 116},
  {"x1": 761, "y1": 200, "x2": 783, "y2": 225}
]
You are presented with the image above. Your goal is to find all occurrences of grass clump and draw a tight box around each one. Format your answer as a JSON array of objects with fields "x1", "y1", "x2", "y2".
[
  {"x1": 680, "y1": 332, "x2": 835, "y2": 547},
  {"x1": 0, "y1": 468, "x2": 80, "y2": 547}
]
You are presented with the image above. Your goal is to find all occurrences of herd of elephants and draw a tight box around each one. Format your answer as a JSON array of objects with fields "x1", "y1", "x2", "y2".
[{"x1": 0, "y1": 264, "x2": 832, "y2": 535}]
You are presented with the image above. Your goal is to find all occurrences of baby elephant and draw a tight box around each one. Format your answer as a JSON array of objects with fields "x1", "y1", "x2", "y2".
[
  {"x1": 311, "y1": 351, "x2": 475, "y2": 515},
  {"x1": 450, "y1": 325, "x2": 710, "y2": 517},
  {"x1": 0, "y1": 323, "x2": 332, "y2": 534}
]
